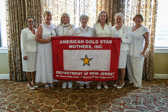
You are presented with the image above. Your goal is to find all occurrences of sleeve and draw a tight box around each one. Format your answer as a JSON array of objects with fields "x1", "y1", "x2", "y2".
[
  {"x1": 72, "y1": 25, "x2": 76, "y2": 30},
  {"x1": 72, "y1": 28, "x2": 77, "y2": 36},
  {"x1": 93, "y1": 24, "x2": 97, "y2": 37},
  {"x1": 142, "y1": 26, "x2": 149, "y2": 35},
  {"x1": 91, "y1": 27, "x2": 96, "y2": 37},
  {"x1": 72, "y1": 25, "x2": 76, "y2": 35},
  {"x1": 111, "y1": 26, "x2": 114, "y2": 37},
  {"x1": 108, "y1": 23, "x2": 113, "y2": 37},
  {"x1": 121, "y1": 26, "x2": 132, "y2": 44},
  {"x1": 53, "y1": 24, "x2": 57, "y2": 36},
  {"x1": 20, "y1": 29, "x2": 27, "y2": 56}
]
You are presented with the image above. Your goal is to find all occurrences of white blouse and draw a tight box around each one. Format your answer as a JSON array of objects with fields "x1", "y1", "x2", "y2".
[
  {"x1": 73, "y1": 26, "x2": 95, "y2": 37},
  {"x1": 21, "y1": 28, "x2": 37, "y2": 56},
  {"x1": 93, "y1": 23, "x2": 112, "y2": 37},
  {"x1": 111, "y1": 25, "x2": 132, "y2": 51},
  {"x1": 56, "y1": 24, "x2": 75, "y2": 36},
  {"x1": 128, "y1": 25, "x2": 148, "y2": 57}
]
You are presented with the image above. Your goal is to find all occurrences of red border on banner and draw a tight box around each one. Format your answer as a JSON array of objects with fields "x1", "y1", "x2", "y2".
[{"x1": 52, "y1": 36, "x2": 121, "y2": 81}]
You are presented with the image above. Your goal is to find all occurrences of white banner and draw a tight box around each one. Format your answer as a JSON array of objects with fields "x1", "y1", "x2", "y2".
[{"x1": 63, "y1": 50, "x2": 111, "y2": 71}]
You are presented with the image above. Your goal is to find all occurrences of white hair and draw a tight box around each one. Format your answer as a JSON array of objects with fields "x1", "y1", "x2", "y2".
[
  {"x1": 114, "y1": 13, "x2": 124, "y2": 20},
  {"x1": 79, "y1": 14, "x2": 89, "y2": 21}
]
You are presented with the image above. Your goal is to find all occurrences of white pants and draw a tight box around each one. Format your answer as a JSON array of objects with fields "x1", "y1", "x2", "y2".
[{"x1": 127, "y1": 56, "x2": 144, "y2": 87}]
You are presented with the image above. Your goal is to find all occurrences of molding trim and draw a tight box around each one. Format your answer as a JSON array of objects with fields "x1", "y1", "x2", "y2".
[
  {"x1": 0, "y1": 47, "x2": 8, "y2": 54},
  {"x1": 155, "y1": 48, "x2": 168, "y2": 53},
  {"x1": 0, "y1": 74, "x2": 9, "y2": 79},
  {"x1": 154, "y1": 74, "x2": 168, "y2": 79}
]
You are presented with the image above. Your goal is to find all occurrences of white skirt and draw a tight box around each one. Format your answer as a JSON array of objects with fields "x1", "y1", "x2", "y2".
[
  {"x1": 22, "y1": 52, "x2": 37, "y2": 72},
  {"x1": 118, "y1": 51, "x2": 128, "y2": 69}
]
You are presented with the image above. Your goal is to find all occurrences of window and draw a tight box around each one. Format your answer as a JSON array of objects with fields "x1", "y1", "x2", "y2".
[
  {"x1": 0, "y1": 19, "x2": 1, "y2": 47},
  {"x1": 41, "y1": 0, "x2": 97, "y2": 27},
  {"x1": 0, "y1": 0, "x2": 7, "y2": 48},
  {"x1": 155, "y1": 0, "x2": 168, "y2": 48}
]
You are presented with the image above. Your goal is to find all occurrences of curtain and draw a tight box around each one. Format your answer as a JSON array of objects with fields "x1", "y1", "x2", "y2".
[
  {"x1": 6, "y1": 0, "x2": 41, "y2": 81},
  {"x1": 41, "y1": 0, "x2": 97, "y2": 27},
  {"x1": 96, "y1": 0, "x2": 125, "y2": 25},
  {"x1": 125, "y1": 0, "x2": 158, "y2": 80}
]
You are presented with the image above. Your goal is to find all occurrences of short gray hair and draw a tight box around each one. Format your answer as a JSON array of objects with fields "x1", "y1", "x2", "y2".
[
  {"x1": 114, "y1": 12, "x2": 124, "y2": 20},
  {"x1": 79, "y1": 14, "x2": 89, "y2": 21}
]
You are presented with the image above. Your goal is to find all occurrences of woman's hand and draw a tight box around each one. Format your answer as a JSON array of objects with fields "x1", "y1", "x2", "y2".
[
  {"x1": 141, "y1": 51, "x2": 146, "y2": 58},
  {"x1": 23, "y1": 56, "x2": 28, "y2": 60},
  {"x1": 47, "y1": 37, "x2": 51, "y2": 42}
]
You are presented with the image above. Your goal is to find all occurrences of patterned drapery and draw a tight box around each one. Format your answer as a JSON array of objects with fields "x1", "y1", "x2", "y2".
[
  {"x1": 6, "y1": 0, "x2": 157, "y2": 81},
  {"x1": 125, "y1": 0, "x2": 158, "y2": 81},
  {"x1": 96, "y1": 0, "x2": 125, "y2": 25},
  {"x1": 41, "y1": 0, "x2": 97, "y2": 27},
  {"x1": 6, "y1": 0, "x2": 41, "y2": 81}
]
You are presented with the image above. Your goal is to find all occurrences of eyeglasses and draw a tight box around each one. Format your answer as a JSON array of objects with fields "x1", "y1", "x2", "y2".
[{"x1": 28, "y1": 21, "x2": 34, "y2": 23}]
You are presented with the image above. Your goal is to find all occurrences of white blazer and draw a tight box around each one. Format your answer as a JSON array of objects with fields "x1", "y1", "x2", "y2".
[
  {"x1": 21, "y1": 28, "x2": 37, "y2": 56},
  {"x1": 112, "y1": 25, "x2": 132, "y2": 51},
  {"x1": 56, "y1": 24, "x2": 75, "y2": 36},
  {"x1": 93, "y1": 23, "x2": 112, "y2": 37},
  {"x1": 73, "y1": 26, "x2": 95, "y2": 37}
]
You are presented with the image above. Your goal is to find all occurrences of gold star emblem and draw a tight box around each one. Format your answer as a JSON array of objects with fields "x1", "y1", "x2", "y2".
[{"x1": 81, "y1": 55, "x2": 92, "y2": 66}]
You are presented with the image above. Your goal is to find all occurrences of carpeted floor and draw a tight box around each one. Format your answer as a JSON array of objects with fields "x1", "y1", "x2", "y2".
[{"x1": 0, "y1": 79, "x2": 168, "y2": 112}]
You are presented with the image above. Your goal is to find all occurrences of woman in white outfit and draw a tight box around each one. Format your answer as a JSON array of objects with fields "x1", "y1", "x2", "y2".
[
  {"x1": 73, "y1": 14, "x2": 95, "y2": 89},
  {"x1": 56, "y1": 13, "x2": 75, "y2": 89},
  {"x1": 127, "y1": 14, "x2": 149, "y2": 88},
  {"x1": 111, "y1": 13, "x2": 132, "y2": 89},
  {"x1": 36, "y1": 11, "x2": 57, "y2": 89},
  {"x1": 21, "y1": 17, "x2": 38, "y2": 90},
  {"x1": 93, "y1": 11, "x2": 112, "y2": 89}
]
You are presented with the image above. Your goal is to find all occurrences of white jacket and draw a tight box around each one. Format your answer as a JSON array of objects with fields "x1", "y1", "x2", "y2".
[
  {"x1": 56, "y1": 24, "x2": 75, "y2": 36},
  {"x1": 73, "y1": 26, "x2": 95, "y2": 37},
  {"x1": 21, "y1": 28, "x2": 37, "y2": 56},
  {"x1": 93, "y1": 23, "x2": 112, "y2": 37},
  {"x1": 111, "y1": 25, "x2": 132, "y2": 51}
]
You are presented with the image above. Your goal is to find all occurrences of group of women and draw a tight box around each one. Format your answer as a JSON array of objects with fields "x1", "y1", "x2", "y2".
[{"x1": 21, "y1": 10, "x2": 149, "y2": 90}]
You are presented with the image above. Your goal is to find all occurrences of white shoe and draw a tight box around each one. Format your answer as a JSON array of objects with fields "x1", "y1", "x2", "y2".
[
  {"x1": 103, "y1": 82, "x2": 108, "y2": 89},
  {"x1": 86, "y1": 84, "x2": 90, "y2": 89},
  {"x1": 62, "y1": 82, "x2": 67, "y2": 89},
  {"x1": 117, "y1": 82, "x2": 125, "y2": 89},
  {"x1": 113, "y1": 84, "x2": 118, "y2": 87},
  {"x1": 50, "y1": 83, "x2": 54, "y2": 89},
  {"x1": 97, "y1": 82, "x2": 101, "y2": 89},
  {"x1": 31, "y1": 81, "x2": 38, "y2": 88},
  {"x1": 33, "y1": 84, "x2": 38, "y2": 88},
  {"x1": 68, "y1": 82, "x2": 72, "y2": 88},
  {"x1": 28, "y1": 84, "x2": 35, "y2": 90},
  {"x1": 104, "y1": 85, "x2": 108, "y2": 89},
  {"x1": 45, "y1": 84, "x2": 50, "y2": 89}
]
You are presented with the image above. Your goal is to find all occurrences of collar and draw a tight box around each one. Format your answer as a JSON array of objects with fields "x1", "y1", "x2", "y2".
[{"x1": 63, "y1": 24, "x2": 69, "y2": 27}]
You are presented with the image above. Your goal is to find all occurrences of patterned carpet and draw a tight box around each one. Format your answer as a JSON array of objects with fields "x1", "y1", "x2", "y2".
[{"x1": 0, "y1": 79, "x2": 168, "y2": 112}]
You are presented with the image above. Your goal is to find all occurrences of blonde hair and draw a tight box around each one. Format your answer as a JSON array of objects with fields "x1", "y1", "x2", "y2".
[
  {"x1": 96, "y1": 11, "x2": 109, "y2": 24},
  {"x1": 43, "y1": 11, "x2": 52, "y2": 18},
  {"x1": 60, "y1": 13, "x2": 70, "y2": 25}
]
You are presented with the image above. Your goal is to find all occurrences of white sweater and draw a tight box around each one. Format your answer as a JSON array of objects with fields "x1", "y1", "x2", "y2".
[
  {"x1": 21, "y1": 28, "x2": 37, "y2": 56},
  {"x1": 56, "y1": 24, "x2": 75, "y2": 36},
  {"x1": 111, "y1": 25, "x2": 132, "y2": 51}
]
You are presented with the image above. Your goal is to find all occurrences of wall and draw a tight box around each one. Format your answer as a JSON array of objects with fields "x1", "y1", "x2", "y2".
[
  {"x1": 0, "y1": 53, "x2": 9, "y2": 74},
  {"x1": 154, "y1": 53, "x2": 168, "y2": 74},
  {"x1": 0, "y1": 53, "x2": 168, "y2": 75}
]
